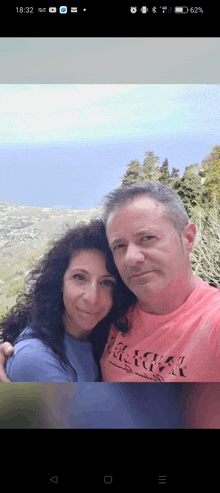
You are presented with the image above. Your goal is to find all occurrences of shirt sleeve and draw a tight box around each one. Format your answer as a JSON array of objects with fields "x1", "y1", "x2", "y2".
[{"x1": 5, "y1": 340, "x2": 77, "y2": 382}]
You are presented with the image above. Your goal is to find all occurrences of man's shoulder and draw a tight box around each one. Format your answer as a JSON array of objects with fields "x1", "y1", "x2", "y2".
[
  {"x1": 196, "y1": 277, "x2": 220, "y2": 297},
  {"x1": 194, "y1": 278, "x2": 220, "y2": 319}
]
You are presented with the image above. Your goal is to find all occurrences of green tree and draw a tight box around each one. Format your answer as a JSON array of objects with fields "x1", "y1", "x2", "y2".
[
  {"x1": 172, "y1": 171, "x2": 203, "y2": 216},
  {"x1": 198, "y1": 145, "x2": 220, "y2": 210},
  {"x1": 121, "y1": 159, "x2": 145, "y2": 186},
  {"x1": 170, "y1": 167, "x2": 180, "y2": 179},
  {"x1": 142, "y1": 151, "x2": 161, "y2": 182},
  {"x1": 120, "y1": 151, "x2": 162, "y2": 185},
  {"x1": 158, "y1": 158, "x2": 178, "y2": 188},
  {"x1": 158, "y1": 158, "x2": 170, "y2": 185},
  {"x1": 169, "y1": 168, "x2": 181, "y2": 191}
]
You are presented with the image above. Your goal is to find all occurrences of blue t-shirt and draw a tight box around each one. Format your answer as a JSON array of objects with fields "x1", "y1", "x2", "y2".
[
  {"x1": 6, "y1": 326, "x2": 99, "y2": 382},
  {"x1": 4, "y1": 328, "x2": 184, "y2": 429},
  {"x1": 67, "y1": 382, "x2": 184, "y2": 429}
]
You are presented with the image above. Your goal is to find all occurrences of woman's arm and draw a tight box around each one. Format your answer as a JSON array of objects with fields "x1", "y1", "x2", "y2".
[
  {"x1": 0, "y1": 342, "x2": 14, "y2": 382},
  {"x1": 5, "y1": 339, "x2": 77, "y2": 382}
]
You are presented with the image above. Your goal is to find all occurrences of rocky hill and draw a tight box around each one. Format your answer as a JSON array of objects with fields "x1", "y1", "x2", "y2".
[{"x1": 0, "y1": 201, "x2": 104, "y2": 321}]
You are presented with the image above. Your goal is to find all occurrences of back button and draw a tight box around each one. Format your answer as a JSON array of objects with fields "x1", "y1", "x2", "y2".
[{"x1": 50, "y1": 476, "x2": 58, "y2": 483}]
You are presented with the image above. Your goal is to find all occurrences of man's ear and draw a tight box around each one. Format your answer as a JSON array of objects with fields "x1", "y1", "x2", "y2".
[{"x1": 182, "y1": 223, "x2": 197, "y2": 254}]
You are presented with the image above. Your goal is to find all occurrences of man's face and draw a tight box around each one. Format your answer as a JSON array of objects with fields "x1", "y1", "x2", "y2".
[{"x1": 106, "y1": 196, "x2": 195, "y2": 303}]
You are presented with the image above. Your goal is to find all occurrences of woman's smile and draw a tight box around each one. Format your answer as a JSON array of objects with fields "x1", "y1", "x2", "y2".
[{"x1": 77, "y1": 307, "x2": 101, "y2": 316}]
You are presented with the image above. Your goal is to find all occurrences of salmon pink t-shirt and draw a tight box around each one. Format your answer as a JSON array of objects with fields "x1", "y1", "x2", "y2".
[{"x1": 100, "y1": 277, "x2": 220, "y2": 382}]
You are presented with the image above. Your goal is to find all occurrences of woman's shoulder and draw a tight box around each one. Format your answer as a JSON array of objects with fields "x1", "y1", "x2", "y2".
[
  {"x1": 10, "y1": 326, "x2": 60, "y2": 362},
  {"x1": 13, "y1": 326, "x2": 46, "y2": 350},
  {"x1": 6, "y1": 327, "x2": 75, "y2": 382}
]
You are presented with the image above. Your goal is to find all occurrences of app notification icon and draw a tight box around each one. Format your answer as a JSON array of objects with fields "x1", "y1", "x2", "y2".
[{"x1": 59, "y1": 6, "x2": 67, "y2": 13}]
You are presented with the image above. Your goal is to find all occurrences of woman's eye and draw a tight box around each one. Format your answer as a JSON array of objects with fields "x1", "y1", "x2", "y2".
[
  {"x1": 73, "y1": 274, "x2": 85, "y2": 281},
  {"x1": 102, "y1": 280, "x2": 115, "y2": 287}
]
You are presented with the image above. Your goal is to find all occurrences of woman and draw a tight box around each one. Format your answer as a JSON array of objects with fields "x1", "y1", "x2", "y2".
[
  {"x1": 0, "y1": 218, "x2": 136, "y2": 382},
  {"x1": 0, "y1": 218, "x2": 186, "y2": 430}
]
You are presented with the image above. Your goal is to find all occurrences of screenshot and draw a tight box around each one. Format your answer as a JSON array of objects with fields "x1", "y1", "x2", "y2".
[{"x1": 0, "y1": 2, "x2": 219, "y2": 489}]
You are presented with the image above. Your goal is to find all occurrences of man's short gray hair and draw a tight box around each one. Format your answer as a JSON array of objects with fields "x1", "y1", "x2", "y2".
[{"x1": 102, "y1": 182, "x2": 189, "y2": 237}]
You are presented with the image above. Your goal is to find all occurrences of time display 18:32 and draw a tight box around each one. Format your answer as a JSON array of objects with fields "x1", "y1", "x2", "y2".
[{"x1": 16, "y1": 7, "x2": 34, "y2": 13}]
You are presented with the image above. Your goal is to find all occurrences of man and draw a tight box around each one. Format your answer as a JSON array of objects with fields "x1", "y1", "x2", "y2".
[
  {"x1": 0, "y1": 182, "x2": 220, "y2": 382},
  {"x1": 99, "y1": 182, "x2": 220, "y2": 382}
]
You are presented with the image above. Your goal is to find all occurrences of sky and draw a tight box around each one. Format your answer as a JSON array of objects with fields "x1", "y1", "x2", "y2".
[{"x1": 0, "y1": 38, "x2": 219, "y2": 210}]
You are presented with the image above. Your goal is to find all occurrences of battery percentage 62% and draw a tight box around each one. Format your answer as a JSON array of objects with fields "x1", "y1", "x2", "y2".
[{"x1": 189, "y1": 7, "x2": 204, "y2": 13}]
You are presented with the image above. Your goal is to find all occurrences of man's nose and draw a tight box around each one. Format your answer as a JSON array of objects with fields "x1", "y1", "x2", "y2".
[{"x1": 125, "y1": 243, "x2": 145, "y2": 265}]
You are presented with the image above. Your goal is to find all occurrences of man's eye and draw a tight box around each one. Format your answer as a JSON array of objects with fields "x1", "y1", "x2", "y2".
[
  {"x1": 114, "y1": 237, "x2": 155, "y2": 249},
  {"x1": 113, "y1": 244, "x2": 124, "y2": 251}
]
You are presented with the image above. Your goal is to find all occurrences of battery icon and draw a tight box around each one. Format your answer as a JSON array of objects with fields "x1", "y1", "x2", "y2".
[{"x1": 174, "y1": 6, "x2": 188, "y2": 13}]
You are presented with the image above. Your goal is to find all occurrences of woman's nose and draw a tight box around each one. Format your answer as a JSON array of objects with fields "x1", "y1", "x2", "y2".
[{"x1": 83, "y1": 283, "x2": 99, "y2": 304}]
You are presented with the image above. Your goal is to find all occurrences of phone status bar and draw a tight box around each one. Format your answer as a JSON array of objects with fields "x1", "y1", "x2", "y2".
[
  {"x1": 14, "y1": 6, "x2": 206, "y2": 14},
  {"x1": 129, "y1": 6, "x2": 205, "y2": 14}
]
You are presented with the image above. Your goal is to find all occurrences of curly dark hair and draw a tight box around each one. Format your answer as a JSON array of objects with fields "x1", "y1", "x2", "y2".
[{"x1": 0, "y1": 218, "x2": 137, "y2": 381}]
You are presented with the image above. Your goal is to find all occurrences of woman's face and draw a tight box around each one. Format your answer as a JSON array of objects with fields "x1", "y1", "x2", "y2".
[{"x1": 62, "y1": 249, "x2": 116, "y2": 340}]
